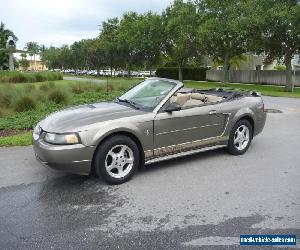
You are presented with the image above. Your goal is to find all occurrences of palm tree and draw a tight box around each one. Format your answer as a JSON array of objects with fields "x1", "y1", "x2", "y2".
[
  {"x1": 25, "y1": 42, "x2": 39, "y2": 71},
  {"x1": 0, "y1": 22, "x2": 18, "y2": 70}
]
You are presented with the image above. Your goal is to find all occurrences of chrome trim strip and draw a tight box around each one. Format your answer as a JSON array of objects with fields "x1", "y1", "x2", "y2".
[
  {"x1": 145, "y1": 145, "x2": 227, "y2": 165},
  {"x1": 156, "y1": 123, "x2": 222, "y2": 136},
  {"x1": 72, "y1": 160, "x2": 91, "y2": 163}
]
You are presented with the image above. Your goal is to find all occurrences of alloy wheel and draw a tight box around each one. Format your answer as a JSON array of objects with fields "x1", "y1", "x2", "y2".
[
  {"x1": 105, "y1": 144, "x2": 134, "y2": 178},
  {"x1": 233, "y1": 125, "x2": 250, "y2": 151}
]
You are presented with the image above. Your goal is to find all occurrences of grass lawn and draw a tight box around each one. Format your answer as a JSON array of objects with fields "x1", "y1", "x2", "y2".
[
  {"x1": 0, "y1": 131, "x2": 32, "y2": 147},
  {"x1": 1, "y1": 77, "x2": 299, "y2": 146}
]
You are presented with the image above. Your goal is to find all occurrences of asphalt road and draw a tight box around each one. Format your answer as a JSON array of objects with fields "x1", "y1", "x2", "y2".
[{"x1": 0, "y1": 96, "x2": 300, "y2": 249}]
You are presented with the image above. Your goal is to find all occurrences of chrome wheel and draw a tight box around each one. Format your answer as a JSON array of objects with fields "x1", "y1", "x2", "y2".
[
  {"x1": 233, "y1": 125, "x2": 250, "y2": 151},
  {"x1": 105, "y1": 144, "x2": 134, "y2": 179}
]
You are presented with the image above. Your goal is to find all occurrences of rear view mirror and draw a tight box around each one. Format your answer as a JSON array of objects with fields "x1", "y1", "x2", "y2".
[{"x1": 164, "y1": 102, "x2": 181, "y2": 112}]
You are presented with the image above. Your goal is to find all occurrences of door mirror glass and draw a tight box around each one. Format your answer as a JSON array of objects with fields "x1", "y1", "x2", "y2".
[{"x1": 164, "y1": 102, "x2": 181, "y2": 112}]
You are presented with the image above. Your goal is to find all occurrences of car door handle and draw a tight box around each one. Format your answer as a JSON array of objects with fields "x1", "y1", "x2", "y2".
[{"x1": 208, "y1": 110, "x2": 217, "y2": 115}]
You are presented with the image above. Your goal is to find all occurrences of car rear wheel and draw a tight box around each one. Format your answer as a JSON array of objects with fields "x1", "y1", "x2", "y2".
[
  {"x1": 94, "y1": 135, "x2": 140, "y2": 185},
  {"x1": 227, "y1": 119, "x2": 253, "y2": 155}
]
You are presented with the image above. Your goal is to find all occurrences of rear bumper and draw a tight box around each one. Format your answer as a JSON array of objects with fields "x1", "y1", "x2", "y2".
[{"x1": 33, "y1": 136, "x2": 95, "y2": 175}]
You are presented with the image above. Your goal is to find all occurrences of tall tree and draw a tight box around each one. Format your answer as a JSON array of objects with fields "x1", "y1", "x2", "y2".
[
  {"x1": 100, "y1": 18, "x2": 121, "y2": 77},
  {"x1": 87, "y1": 38, "x2": 106, "y2": 74},
  {"x1": 117, "y1": 12, "x2": 143, "y2": 77},
  {"x1": 25, "y1": 42, "x2": 39, "y2": 70},
  {"x1": 162, "y1": 0, "x2": 199, "y2": 81},
  {"x1": 19, "y1": 53, "x2": 29, "y2": 70},
  {"x1": 197, "y1": 0, "x2": 249, "y2": 83},
  {"x1": 0, "y1": 22, "x2": 17, "y2": 70},
  {"x1": 247, "y1": 0, "x2": 300, "y2": 92}
]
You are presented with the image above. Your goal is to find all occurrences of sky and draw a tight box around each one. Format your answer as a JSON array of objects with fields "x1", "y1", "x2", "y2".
[{"x1": 0, "y1": 0, "x2": 172, "y2": 49}]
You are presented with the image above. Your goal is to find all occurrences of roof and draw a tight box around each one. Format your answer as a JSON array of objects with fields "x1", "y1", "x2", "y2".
[{"x1": 13, "y1": 52, "x2": 42, "y2": 62}]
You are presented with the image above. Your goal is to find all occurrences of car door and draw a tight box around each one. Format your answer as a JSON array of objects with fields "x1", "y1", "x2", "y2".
[{"x1": 153, "y1": 103, "x2": 227, "y2": 156}]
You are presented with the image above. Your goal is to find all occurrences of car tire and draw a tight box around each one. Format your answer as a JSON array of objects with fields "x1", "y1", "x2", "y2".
[
  {"x1": 94, "y1": 135, "x2": 140, "y2": 185},
  {"x1": 227, "y1": 119, "x2": 253, "y2": 155}
]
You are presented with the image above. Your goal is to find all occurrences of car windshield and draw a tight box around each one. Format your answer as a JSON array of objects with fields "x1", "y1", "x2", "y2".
[{"x1": 117, "y1": 79, "x2": 177, "y2": 111}]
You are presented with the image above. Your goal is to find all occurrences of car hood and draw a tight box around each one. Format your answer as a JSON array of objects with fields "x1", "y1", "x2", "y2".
[{"x1": 40, "y1": 102, "x2": 145, "y2": 133}]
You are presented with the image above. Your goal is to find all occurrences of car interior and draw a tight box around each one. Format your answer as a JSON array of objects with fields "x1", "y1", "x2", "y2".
[{"x1": 170, "y1": 89, "x2": 224, "y2": 109}]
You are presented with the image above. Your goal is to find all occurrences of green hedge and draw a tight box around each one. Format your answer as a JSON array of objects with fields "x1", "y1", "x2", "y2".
[
  {"x1": 0, "y1": 71, "x2": 63, "y2": 83},
  {"x1": 156, "y1": 67, "x2": 208, "y2": 81}
]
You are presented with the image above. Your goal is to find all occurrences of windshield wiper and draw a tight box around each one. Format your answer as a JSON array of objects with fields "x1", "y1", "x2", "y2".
[{"x1": 116, "y1": 98, "x2": 140, "y2": 110}]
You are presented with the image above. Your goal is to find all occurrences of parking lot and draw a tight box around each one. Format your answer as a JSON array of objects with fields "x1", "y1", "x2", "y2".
[{"x1": 0, "y1": 96, "x2": 299, "y2": 249}]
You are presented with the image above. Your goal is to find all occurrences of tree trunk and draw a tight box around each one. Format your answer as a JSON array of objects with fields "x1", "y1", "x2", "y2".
[
  {"x1": 110, "y1": 64, "x2": 113, "y2": 78},
  {"x1": 178, "y1": 66, "x2": 183, "y2": 82},
  {"x1": 285, "y1": 54, "x2": 293, "y2": 92},
  {"x1": 223, "y1": 51, "x2": 230, "y2": 83},
  {"x1": 34, "y1": 54, "x2": 36, "y2": 71}
]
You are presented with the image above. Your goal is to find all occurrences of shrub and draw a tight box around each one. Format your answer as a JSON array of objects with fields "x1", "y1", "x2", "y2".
[
  {"x1": 0, "y1": 108, "x2": 4, "y2": 118},
  {"x1": 155, "y1": 67, "x2": 208, "y2": 81},
  {"x1": 48, "y1": 90, "x2": 68, "y2": 104},
  {"x1": 48, "y1": 81, "x2": 56, "y2": 88},
  {"x1": 71, "y1": 82, "x2": 87, "y2": 94},
  {"x1": 14, "y1": 96, "x2": 37, "y2": 112},
  {"x1": 106, "y1": 84, "x2": 115, "y2": 92},
  {"x1": 39, "y1": 84, "x2": 49, "y2": 92},
  {"x1": 24, "y1": 83, "x2": 36, "y2": 91},
  {"x1": 274, "y1": 65, "x2": 286, "y2": 70},
  {"x1": 0, "y1": 71, "x2": 63, "y2": 83},
  {"x1": 0, "y1": 92, "x2": 13, "y2": 107},
  {"x1": 39, "y1": 82, "x2": 56, "y2": 92}
]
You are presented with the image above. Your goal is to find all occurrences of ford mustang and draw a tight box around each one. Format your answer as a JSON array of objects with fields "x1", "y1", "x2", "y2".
[{"x1": 33, "y1": 78, "x2": 266, "y2": 184}]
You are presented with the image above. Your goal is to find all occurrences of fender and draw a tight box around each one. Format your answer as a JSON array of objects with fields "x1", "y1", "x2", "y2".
[{"x1": 224, "y1": 107, "x2": 256, "y2": 136}]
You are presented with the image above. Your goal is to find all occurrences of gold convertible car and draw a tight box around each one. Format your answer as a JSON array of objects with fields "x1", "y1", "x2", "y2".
[{"x1": 33, "y1": 78, "x2": 266, "y2": 184}]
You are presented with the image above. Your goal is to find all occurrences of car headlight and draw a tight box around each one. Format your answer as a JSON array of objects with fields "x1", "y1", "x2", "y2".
[
  {"x1": 44, "y1": 132, "x2": 80, "y2": 145},
  {"x1": 33, "y1": 124, "x2": 42, "y2": 140}
]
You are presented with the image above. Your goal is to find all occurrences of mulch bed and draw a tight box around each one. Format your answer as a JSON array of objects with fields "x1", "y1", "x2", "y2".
[{"x1": 0, "y1": 129, "x2": 31, "y2": 137}]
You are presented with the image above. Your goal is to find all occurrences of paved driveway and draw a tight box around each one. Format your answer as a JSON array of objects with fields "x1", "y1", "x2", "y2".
[{"x1": 0, "y1": 96, "x2": 299, "y2": 249}]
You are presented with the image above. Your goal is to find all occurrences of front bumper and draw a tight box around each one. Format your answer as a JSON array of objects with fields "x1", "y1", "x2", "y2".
[{"x1": 33, "y1": 135, "x2": 95, "y2": 175}]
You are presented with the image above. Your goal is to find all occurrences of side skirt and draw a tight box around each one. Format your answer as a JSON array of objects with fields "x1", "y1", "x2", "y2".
[{"x1": 145, "y1": 144, "x2": 227, "y2": 165}]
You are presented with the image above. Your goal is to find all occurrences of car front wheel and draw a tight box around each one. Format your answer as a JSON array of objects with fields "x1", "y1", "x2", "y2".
[
  {"x1": 227, "y1": 119, "x2": 253, "y2": 155},
  {"x1": 94, "y1": 135, "x2": 140, "y2": 185}
]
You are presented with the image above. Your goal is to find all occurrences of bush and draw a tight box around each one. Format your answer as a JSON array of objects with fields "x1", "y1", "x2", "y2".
[
  {"x1": 24, "y1": 84, "x2": 36, "y2": 91},
  {"x1": 71, "y1": 82, "x2": 87, "y2": 94},
  {"x1": 48, "y1": 90, "x2": 68, "y2": 104},
  {"x1": 0, "y1": 108, "x2": 4, "y2": 118},
  {"x1": 39, "y1": 83, "x2": 49, "y2": 92},
  {"x1": 48, "y1": 81, "x2": 56, "y2": 88},
  {"x1": 107, "y1": 84, "x2": 115, "y2": 91},
  {"x1": 155, "y1": 67, "x2": 208, "y2": 81},
  {"x1": 274, "y1": 65, "x2": 286, "y2": 71},
  {"x1": 0, "y1": 71, "x2": 63, "y2": 83},
  {"x1": 39, "y1": 81, "x2": 56, "y2": 92},
  {"x1": 14, "y1": 96, "x2": 37, "y2": 112},
  {"x1": 0, "y1": 92, "x2": 13, "y2": 107}
]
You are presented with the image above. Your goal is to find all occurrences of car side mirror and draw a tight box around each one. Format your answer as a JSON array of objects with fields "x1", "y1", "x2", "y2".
[{"x1": 164, "y1": 102, "x2": 181, "y2": 113}]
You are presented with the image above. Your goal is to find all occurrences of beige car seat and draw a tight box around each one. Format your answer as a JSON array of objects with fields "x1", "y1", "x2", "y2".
[{"x1": 170, "y1": 92, "x2": 223, "y2": 108}]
